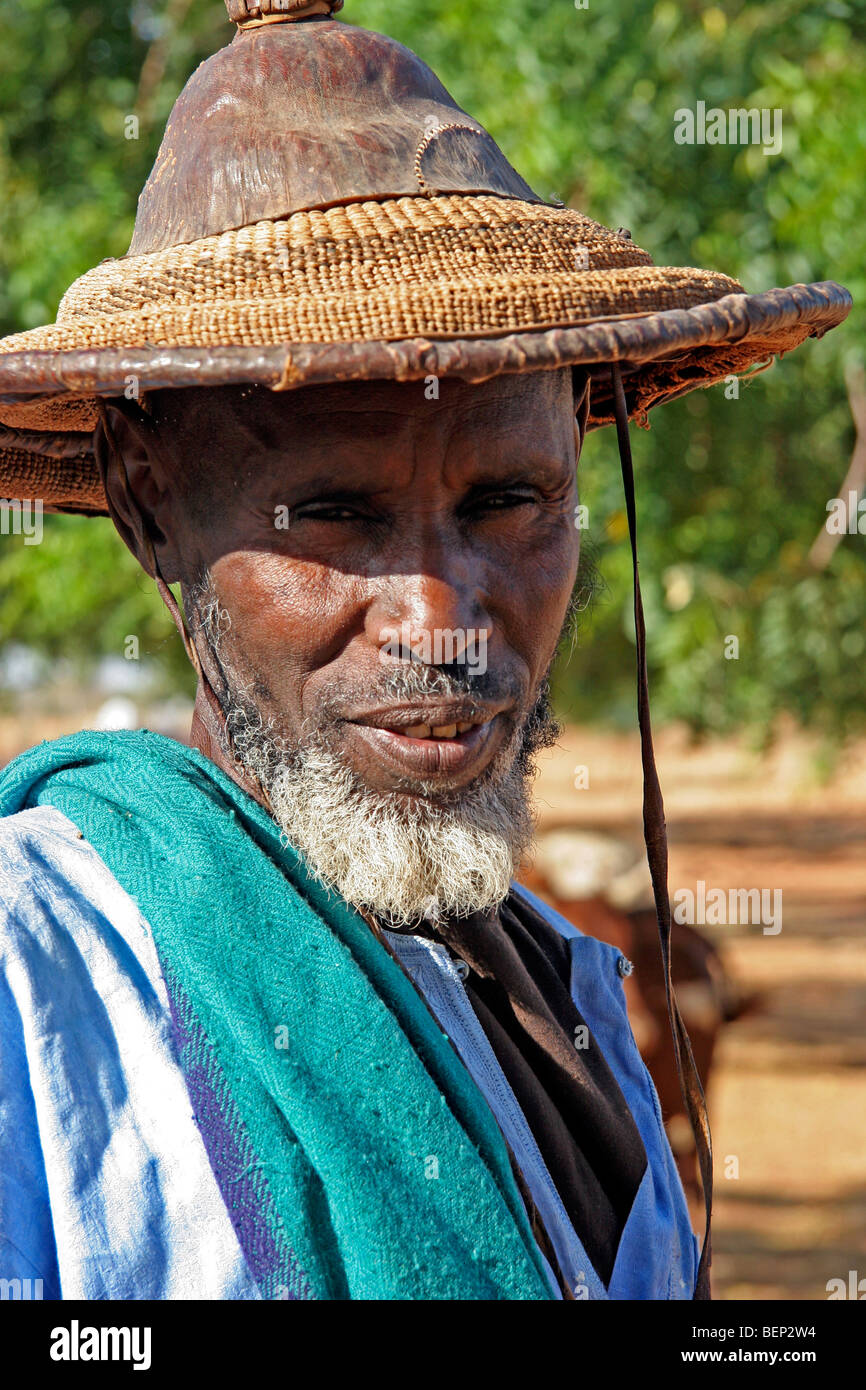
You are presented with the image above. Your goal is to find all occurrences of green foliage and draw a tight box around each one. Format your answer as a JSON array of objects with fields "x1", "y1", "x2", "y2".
[
  {"x1": 0, "y1": 512, "x2": 194, "y2": 694},
  {"x1": 0, "y1": 0, "x2": 864, "y2": 736}
]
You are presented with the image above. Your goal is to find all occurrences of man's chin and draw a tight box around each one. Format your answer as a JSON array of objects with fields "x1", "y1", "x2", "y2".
[
  {"x1": 257, "y1": 733, "x2": 531, "y2": 927},
  {"x1": 218, "y1": 669, "x2": 559, "y2": 925}
]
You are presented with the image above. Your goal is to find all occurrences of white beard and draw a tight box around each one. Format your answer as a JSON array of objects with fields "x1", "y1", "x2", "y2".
[{"x1": 226, "y1": 700, "x2": 548, "y2": 928}]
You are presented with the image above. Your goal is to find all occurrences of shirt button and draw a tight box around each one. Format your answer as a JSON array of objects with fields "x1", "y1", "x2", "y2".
[{"x1": 617, "y1": 955, "x2": 634, "y2": 978}]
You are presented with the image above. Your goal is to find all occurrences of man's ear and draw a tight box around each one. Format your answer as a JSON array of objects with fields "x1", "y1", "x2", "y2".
[{"x1": 93, "y1": 401, "x2": 184, "y2": 583}]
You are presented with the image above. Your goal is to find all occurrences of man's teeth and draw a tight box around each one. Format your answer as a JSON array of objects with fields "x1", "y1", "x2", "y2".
[{"x1": 401, "y1": 721, "x2": 476, "y2": 739}]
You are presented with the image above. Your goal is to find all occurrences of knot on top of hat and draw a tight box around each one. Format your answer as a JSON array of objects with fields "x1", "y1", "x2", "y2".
[{"x1": 226, "y1": 0, "x2": 344, "y2": 26}]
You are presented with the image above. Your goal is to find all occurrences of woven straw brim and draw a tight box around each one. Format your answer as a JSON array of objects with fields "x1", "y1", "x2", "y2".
[{"x1": 0, "y1": 193, "x2": 852, "y2": 514}]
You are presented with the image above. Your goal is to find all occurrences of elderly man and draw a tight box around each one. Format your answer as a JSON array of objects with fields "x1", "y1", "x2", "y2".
[{"x1": 0, "y1": 2, "x2": 850, "y2": 1301}]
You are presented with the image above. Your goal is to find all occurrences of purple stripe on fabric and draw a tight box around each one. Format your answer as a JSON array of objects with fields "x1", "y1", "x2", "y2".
[{"x1": 164, "y1": 968, "x2": 313, "y2": 1300}]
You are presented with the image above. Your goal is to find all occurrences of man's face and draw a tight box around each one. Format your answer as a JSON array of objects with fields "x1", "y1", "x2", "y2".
[{"x1": 102, "y1": 368, "x2": 584, "y2": 923}]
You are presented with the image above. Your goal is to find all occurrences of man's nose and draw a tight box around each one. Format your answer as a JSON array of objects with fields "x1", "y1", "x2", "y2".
[{"x1": 366, "y1": 569, "x2": 493, "y2": 665}]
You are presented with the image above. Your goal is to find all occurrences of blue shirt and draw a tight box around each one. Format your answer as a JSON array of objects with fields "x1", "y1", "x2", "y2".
[{"x1": 0, "y1": 804, "x2": 698, "y2": 1299}]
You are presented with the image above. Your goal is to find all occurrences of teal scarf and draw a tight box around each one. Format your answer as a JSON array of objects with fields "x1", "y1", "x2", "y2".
[{"x1": 0, "y1": 729, "x2": 554, "y2": 1300}]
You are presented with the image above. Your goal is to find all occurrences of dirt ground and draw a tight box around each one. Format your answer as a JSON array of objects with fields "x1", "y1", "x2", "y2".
[
  {"x1": 2, "y1": 709, "x2": 863, "y2": 1300},
  {"x1": 533, "y1": 721, "x2": 866, "y2": 1301}
]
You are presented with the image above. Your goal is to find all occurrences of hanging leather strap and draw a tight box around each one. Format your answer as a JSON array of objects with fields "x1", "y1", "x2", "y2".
[{"x1": 604, "y1": 362, "x2": 713, "y2": 1299}]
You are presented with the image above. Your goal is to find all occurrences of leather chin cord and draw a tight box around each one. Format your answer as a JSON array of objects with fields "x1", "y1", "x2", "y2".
[
  {"x1": 99, "y1": 381, "x2": 712, "y2": 1298},
  {"x1": 604, "y1": 362, "x2": 713, "y2": 1300}
]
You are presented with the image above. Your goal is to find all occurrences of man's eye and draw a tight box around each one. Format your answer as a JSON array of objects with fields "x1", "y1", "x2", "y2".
[
  {"x1": 295, "y1": 503, "x2": 367, "y2": 522},
  {"x1": 476, "y1": 491, "x2": 535, "y2": 511}
]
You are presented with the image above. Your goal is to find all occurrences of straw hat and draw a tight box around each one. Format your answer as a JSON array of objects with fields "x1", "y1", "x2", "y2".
[{"x1": 0, "y1": 0, "x2": 851, "y2": 515}]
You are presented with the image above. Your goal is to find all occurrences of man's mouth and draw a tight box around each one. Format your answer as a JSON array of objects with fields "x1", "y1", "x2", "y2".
[
  {"x1": 340, "y1": 703, "x2": 510, "y2": 785},
  {"x1": 363, "y1": 710, "x2": 491, "y2": 741},
  {"x1": 403, "y1": 719, "x2": 478, "y2": 739}
]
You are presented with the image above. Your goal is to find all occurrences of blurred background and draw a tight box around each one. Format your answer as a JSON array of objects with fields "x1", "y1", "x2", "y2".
[{"x1": 1, "y1": 0, "x2": 864, "y2": 1298}]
